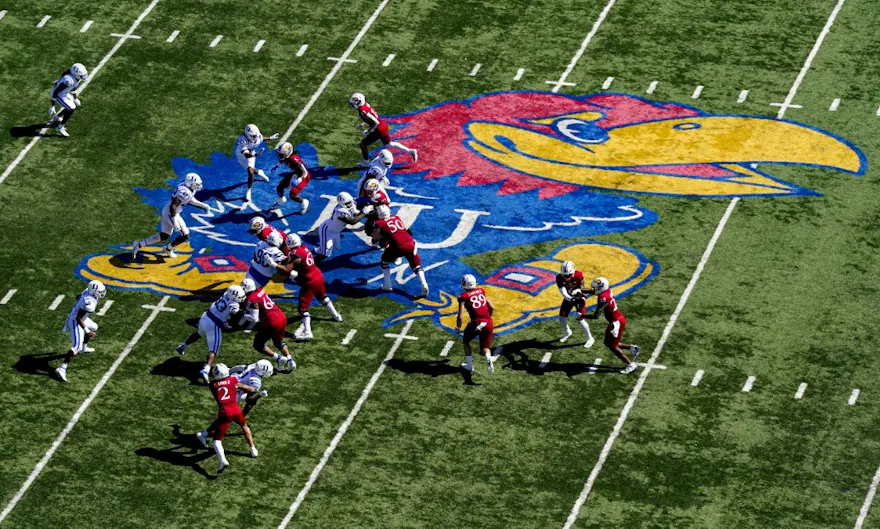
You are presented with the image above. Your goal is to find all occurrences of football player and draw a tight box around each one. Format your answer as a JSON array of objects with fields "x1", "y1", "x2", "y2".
[
  {"x1": 581, "y1": 277, "x2": 640, "y2": 374},
  {"x1": 455, "y1": 274, "x2": 496, "y2": 375},
  {"x1": 556, "y1": 260, "x2": 595, "y2": 348},
  {"x1": 268, "y1": 142, "x2": 310, "y2": 216},
  {"x1": 245, "y1": 230, "x2": 288, "y2": 288},
  {"x1": 55, "y1": 280, "x2": 105, "y2": 382},
  {"x1": 48, "y1": 62, "x2": 88, "y2": 137},
  {"x1": 132, "y1": 172, "x2": 212, "y2": 259},
  {"x1": 349, "y1": 92, "x2": 417, "y2": 165},
  {"x1": 240, "y1": 278, "x2": 296, "y2": 371},
  {"x1": 195, "y1": 363, "x2": 258, "y2": 474},
  {"x1": 175, "y1": 285, "x2": 245, "y2": 383},
  {"x1": 247, "y1": 216, "x2": 289, "y2": 254},
  {"x1": 283, "y1": 233, "x2": 342, "y2": 341},
  {"x1": 234, "y1": 124, "x2": 280, "y2": 204},
  {"x1": 229, "y1": 359, "x2": 273, "y2": 416},
  {"x1": 357, "y1": 149, "x2": 394, "y2": 193},
  {"x1": 358, "y1": 178, "x2": 391, "y2": 240},
  {"x1": 315, "y1": 192, "x2": 369, "y2": 263},
  {"x1": 370, "y1": 205, "x2": 429, "y2": 297}
]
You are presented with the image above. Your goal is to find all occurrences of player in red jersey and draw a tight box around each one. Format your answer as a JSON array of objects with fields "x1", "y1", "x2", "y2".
[
  {"x1": 195, "y1": 363, "x2": 258, "y2": 474},
  {"x1": 359, "y1": 178, "x2": 392, "y2": 239},
  {"x1": 582, "y1": 276, "x2": 640, "y2": 374},
  {"x1": 371, "y1": 205, "x2": 429, "y2": 297},
  {"x1": 349, "y1": 92, "x2": 417, "y2": 164},
  {"x1": 247, "y1": 216, "x2": 289, "y2": 254},
  {"x1": 556, "y1": 260, "x2": 595, "y2": 348},
  {"x1": 239, "y1": 278, "x2": 296, "y2": 372},
  {"x1": 268, "y1": 142, "x2": 310, "y2": 216},
  {"x1": 455, "y1": 274, "x2": 496, "y2": 375},
  {"x1": 282, "y1": 233, "x2": 342, "y2": 342}
]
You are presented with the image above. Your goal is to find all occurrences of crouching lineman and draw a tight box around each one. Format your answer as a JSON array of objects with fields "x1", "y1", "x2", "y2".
[
  {"x1": 175, "y1": 285, "x2": 245, "y2": 383},
  {"x1": 132, "y1": 173, "x2": 213, "y2": 259},
  {"x1": 283, "y1": 233, "x2": 342, "y2": 342},
  {"x1": 268, "y1": 142, "x2": 310, "y2": 216},
  {"x1": 55, "y1": 280, "x2": 106, "y2": 382},
  {"x1": 315, "y1": 192, "x2": 369, "y2": 263},
  {"x1": 371, "y1": 205, "x2": 429, "y2": 297},
  {"x1": 48, "y1": 63, "x2": 88, "y2": 137},
  {"x1": 240, "y1": 278, "x2": 296, "y2": 372},
  {"x1": 456, "y1": 274, "x2": 496, "y2": 375},
  {"x1": 234, "y1": 124, "x2": 279, "y2": 205},
  {"x1": 556, "y1": 260, "x2": 595, "y2": 348},
  {"x1": 195, "y1": 363, "x2": 258, "y2": 474},
  {"x1": 246, "y1": 231, "x2": 288, "y2": 288},
  {"x1": 229, "y1": 359, "x2": 273, "y2": 416},
  {"x1": 247, "y1": 216, "x2": 289, "y2": 254},
  {"x1": 581, "y1": 277, "x2": 640, "y2": 374}
]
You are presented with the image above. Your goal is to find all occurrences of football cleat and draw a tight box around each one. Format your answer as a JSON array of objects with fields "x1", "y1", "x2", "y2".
[
  {"x1": 249, "y1": 446, "x2": 258, "y2": 458},
  {"x1": 175, "y1": 343, "x2": 186, "y2": 356},
  {"x1": 131, "y1": 240, "x2": 144, "y2": 259},
  {"x1": 56, "y1": 125, "x2": 70, "y2": 138},
  {"x1": 460, "y1": 362, "x2": 474, "y2": 372},
  {"x1": 294, "y1": 329, "x2": 313, "y2": 341},
  {"x1": 164, "y1": 245, "x2": 176, "y2": 258},
  {"x1": 621, "y1": 363, "x2": 637, "y2": 375},
  {"x1": 584, "y1": 336, "x2": 595, "y2": 349},
  {"x1": 420, "y1": 285, "x2": 429, "y2": 298},
  {"x1": 299, "y1": 199, "x2": 310, "y2": 214},
  {"x1": 217, "y1": 459, "x2": 229, "y2": 474},
  {"x1": 196, "y1": 431, "x2": 208, "y2": 448},
  {"x1": 275, "y1": 355, "x2": 287, "y2": 371},
  {"x1": 630, "y1": 344, "x2": 640, "y2": 362},
  {"x1": 257, "y1": 169, "x2": 269, "y2": 182},
  {"x1": 287, "y1": 356, "x2": 297, "y2": 370},
  {"x1": 411, "y1": 149, "x2": 418, "y2": 163},
  {"x1": 485, "y1": 353, "x2": 495, "y2": 375},
  {"x1": 559, "y1": 328, "x2": 573, "y2": 343},
  {"x1": 82, "y1": 346, "x2": 95, "y2": 354},
  {"x1": 200, "y1": 369, "x2": 210, "y2": 384},
  {"x1": 245, "y1": 188, "x2": 252, "y2": 203},
  {"x1": 55, "y1": 367, "x2": 68, "y2": 382}
]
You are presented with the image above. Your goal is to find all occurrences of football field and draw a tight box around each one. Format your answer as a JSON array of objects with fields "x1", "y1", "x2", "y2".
[{"x1": 2, "y1": 0, "x2": 880, "y2": 527}]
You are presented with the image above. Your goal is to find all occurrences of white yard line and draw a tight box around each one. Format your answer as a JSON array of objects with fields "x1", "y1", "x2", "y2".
[
  {"x1": 427, "y1": 58, "x2": 438, "y2": 72},
  {"x1": 0, "y1": 10, "x2": 7, "y2": 21},
  {"x1": 692, "y1": 85, "x2": 704, "y2": 99},
  {"x1": 737, "y1": 89, "x2": 749, "y2": 103},
  {"x1": 48, "y1": 295, "x2": 65, "y2": 311},
  {"x1": 855, "y1": 462, "x2": 880, "y2": 529},
  {"x1": 876, "y1": 104, "x2": 880, "y2": 117},
  {"x1": 278, "y1": 0, "x2": 391, "y2": 145},
  {"x1": 513, "y1": 68, "x2": 525, "y2": 81},
  {"x1": 296, "y1": 44, "x2": 308, "y2": 57},
  {"x1": 209, "y1": 35, "x2": 223, "y2": 48},
  {"x1": 278, "y1": 320, "x2": 415, "y2": 528},
  {"x1": 0, "y1": 0, "x2": 162, "y2": 188},
  {"x1": 253, "y1": 39, "x2": 265, "y2": 53},
  {"x1": 96, "y1": 299, "x2": 114, "y2": 317},
  {"x1": 37, "y1": 15, "x2": 50, "y2": 28},
  {"x1": 850, "y1": 389, "x2": 861, "y2": 406},
  {"x1": 0, "y1": 296, "x2": 173, "y2": 524},
  {"x1": 829, "y1": 97, "x2": 840, "y2": 111},
  {"x1": 690, "y1": 369, "x2": 705, "y2": 387},
  {"x1": 602, "y1": 76, "x2": 614, "y2": 89},
  {"x1": 341, "y1": 329, "x2": 357, "y2": 345},
  {"x1": 469, "y1": 63, "x2": 482, "y2": 76},
  {"x1": 646, "y1": 80, "x2": 658, "y2": 94},
  {"x1": 545, "y1": 0, "x2": 618, "y2": 92},
  {"x1": 80, "y1": 20, "x2": 93, "y2": 33},
  {"x1": 166, "y1": 29, "x2": 179, "y2": 43},
  {"x1": 741, "y1": 376, "x2": 756, "y2": 393},
  {"x1": 794, "y1": 382, "x2": 807, "y2": 400},
  {"x1": 383, "y1": 53, "x2": 396, "y2": 66},
  {"x1": 439, "y1": 340, "x2": 454, "y2": 357},
  {"x1": 0, "y1": 289, "x2": 17, "y2": 305},
  {"x1": 539, "y1": 352, "x2": 552, "y2": 369}
]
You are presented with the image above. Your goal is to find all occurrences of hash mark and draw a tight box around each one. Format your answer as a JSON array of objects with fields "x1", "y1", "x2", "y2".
[
  {"x1": 48, "y1": 295, "x2": 64, "y2": 311},
  {"x1": 469, "y1": 63, "x2": 482, "y2": 76},
  {"x1": 341, "y1": 329, "x2": 357, "y2": 345},
  {"x1": 742, "y1": 375, "x2": 756, "y2": 392},
  {"x1": 588, "y1": 357, "x2": 601, "y2": 374},
  {"x1": 427, "y1": 58, "x2": 438, "y2": 72},
  {"x1": 166, "y1": 30, "x2": 179, "y2": 43},
  {"x1": 690, "y1": 369, "x2": 704, "y2": 386},
  {"x1": 382, "y1": 53, "x2": 395, "y2": 67},
  {"x1": 80, "y1": 20, "x2": 93, "y2": 33},
  {"x1": 37, "y1": 15, "x2": 51, "y2": 28},
  {"x1": 0, "y1": 10, "x2": 6, "y2": 21},
  {"x1": 602, "y1": 76, "x2": 614, "y2": 89},
  {"x1": 0, "y1": 289, "x2": 17, "y2": 305},
  {"x1": 850, "y1": 388, "x2": 861, "y2": 406},
  {"x1": 539, "y1": 352, "x2": 552, "y2": 368},
  {"x1": 209, "y1": 35, "x2": 223, "y2": 48},
  {"x1": 737, "y1": 90, "x2": 749, "y2": 103},
  {"x1": 794, "y1": 382, "x2": 807, "y2": 400},
  {"x1": 439, "y1": 340, "x2": 454, "y2": 357},
  {"x1": 296, "y1": 44, "x2": 308, "y2": 57},
  {"x1": 692, "y1": 85, "x2": 704, "y2": 99},
  {"x1": 513, "y1": 68, "x2": 525, "y2": 81},
  {"x1": 646, "y1": 81, "x2": 658, "y2": 94},
  {"x1": 253, "y1": 39, "x2": 265, "y2": 53},
  {"x1": 829, "y1": 98, "x2": 840, "y2": 111}
]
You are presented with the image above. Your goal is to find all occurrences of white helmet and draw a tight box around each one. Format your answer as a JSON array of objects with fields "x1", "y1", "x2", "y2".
[
  {"x1": 211, "y1": 363, "x2": 230, "y2": 381},
  {"x1": 225, "y1": 285, "x2": 246, "y2": 303},
  {"x1": 349, "y1": 92, "x2": 366, "y2": 109},
  {"x1": 461, "y1": 274, "x2": 477, "y2": 290},
  {"x1": 255, "y1": 359, "x2": 274, "y2": 378},
  {"x1": 277, "y1": 142, "x2": 294, "y2": 160},
  {"x1": 240, "y1": 277, "x2": 257, "y2": 294},
  {"x1": 266, "y1": 230, "x2": 283, "y2": 248},
  {"x1": 364, "y1": 178, "x2": 380, "y2": 194},
  {"x1": 184, "y1": 172, "x2": 203, "y2": 192},
  {"x1": 337, "y1": 191, "x2": 354, "y2": 208},
  {"x1": 244, "y1": 124, "x2": 261, "y2": 142},
  {"x1": 591, "y1": 276, "x2": 609, "y2": 294},
  {"x1": 248, "y1": 216, "x2": 266, "y2": 234},
  {"x1": 561, "y1": 260, "x2": 576, "y2": 277},
  {"x1": 87, "y1": 280, "x2": 106, "y2": 299},
  {"x1": 375, "y1": 205, "x2": 391, "y2": 219},
  {"x1": 377, "y1": 149, "x2": 394, "y2": 168},
  {"x1": 71, "y1": 63, "x2": 89, "y2": 81},
  {"x1": 286, "y1": 233, "x2": 302, "y2": 249}
]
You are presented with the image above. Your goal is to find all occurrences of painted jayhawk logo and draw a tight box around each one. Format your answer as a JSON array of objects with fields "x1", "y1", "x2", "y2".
[{"x1": 77, "y1": 92, "x2": 864, "y2": 336}]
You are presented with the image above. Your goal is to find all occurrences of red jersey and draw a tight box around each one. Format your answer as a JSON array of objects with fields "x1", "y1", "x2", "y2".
[
  {"x1": 369, "y1": 188, "x2": 391, "y2": 206},
  {"x1": 375, "y1": 215, "x2": 414, "y2": 250},
  {"x1": 278, "y1": 153, "x2": 307, "y2": 175},
  {"x1": 290, "y1": 244, "x2": 323, "y2": 283},
  {"x1": 358, "y1": 102, "x2": 385, "y2": 128},
  {"x1": 459, "y1": 288, "x2": 492, "y2": 323},
  {"x1": 258, "y1": 224, "x2": 289, "y2": 254},
  {"x1": 556, "y1": 271, "x2": 585, "y2": 294},
  {"x1": 246, "y1": 288, "x2": 285, "y2": 324},
  {"x1": 212, "y1": 375, "x2": 241, "y2": 413},
  {"x1": 598, "y1": 289, "x2": 624, "y2": 322}
]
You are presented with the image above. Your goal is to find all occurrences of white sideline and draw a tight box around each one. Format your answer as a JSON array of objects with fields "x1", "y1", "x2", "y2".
[
  {"x1": 545, "y1": 0, "x2": 618, "y2": 93},
  {"x1": 0, "y1": 0, "x2": 162, "y2": 187},
  {"x1": 856, "y1": 462, "x2": 880, "y2": 529},
  {"x1": 278, "y1": 320, "x2": 415, "y2": 528},
  {"x1": 0, "y1": 296, "x2": 172, "y2": 523},
  {"x1": 278, "y1": 0, "x2": 391, "y2": 145}
]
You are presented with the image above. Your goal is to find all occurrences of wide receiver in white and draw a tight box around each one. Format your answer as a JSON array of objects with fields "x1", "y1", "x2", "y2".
[
  {"x1": 132, "y1": 173, "x2": 213, "y2": 259},
  {"x1": 175, "y1": 285, "x2": 246, "y2": 384},
  {"x1": 48, "y1": 63, "x2": 88, "y2": 137},
  {"x1": 56, "y1": 280, "x2": 106, "y2": 382},
  {"x1": 314, "y1": 192, "x2": 369, "y2": 264},
  {"x1": 227, "y1": 359, "x2": 273, "y2": 416},
  {"x1": 234, "y1": 124, "x2": 279, "y2": 205}
]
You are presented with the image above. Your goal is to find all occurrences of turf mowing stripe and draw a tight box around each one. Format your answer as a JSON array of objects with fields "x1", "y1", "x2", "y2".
[
  {"x1": 737, "y1": 89, "x2": 749, "y2": 103},
  {"x1": 691, "y1": 85, "x2": 704, "y2": 99},
  {"x1": 0, "y1": 296, "x2": 173, "y2": 524},
  {"x1": 849, "y1": 389, "x2": 860, "y2": 406},
  {"x1": 383, "y1": 53, "x2": 395, "y2": 66},
  {"x1": 514, "y1": 68, "x2": 525, "y2": 81},
  {"x1": 795, "y1": 382, "x2": 807, "y2": 400},
  {"x1": 742, "y1": 376, "x2": 756, "y2": 393},
  {"x1": 690, "y1": 369, "x2": 704, "y2": 386},
  {"x1": 854, "y1": 460, "x2": 880, "y2": 528},
  {"x1": 278, "y1": 320, "x2": 415, "y2": 528},
  {"x1": 0, "y1": 0, "x2": 162, "y2": 188},
  {"x1": 278, "y1": 0, "x2": 391, "y2": 145},
  {"x1": 36, "y1": 15, "x2": 50, "y2": 28},
  {"x1": 48, "y1": 295, "x2": 65, "y2": 311},
  {"x1": 341, "y1": 328, "x2": 357, "y2": 345},
  {"x1": 829, "y1": 97, "x2": 840, "y2": 111},
  {"x1": 253, "y1": 39, "x2": 265, "y2": 53},
  {"x1": 96, "y1": 299, "x2": 114, "y2": 317},
  {"x1": 545, "y1": 0, "x2": 618, "y2": 92},
  {"x1": 469, "y1": 63, "x2": 482, "y2": 76},
  {"x1": 209, "y1": 35, "x2": 223, "y2": 48},
  {"x1": 0, "y1": 289, "x2": 17, "y2": 305},
  {"x1": 80, "y1": 20, "x2": 93, "y2": 33},
  {"x1": 602, "y1": 77, "x2": 614, "y2": 89},
  {"x1": 439, "y1": 340, "x2": 454, "y2": 357},
  {"x1": 562, "y1": 198, "x2": 739, "y2": 529},
  {"x1": 166, "y1": 30, "x2": 179, "y2": 43},
  {"x1": 296, "y1": 44, "x2": 308, "y2": 56},
  {"x1": 539, "y1": 352, "x2": 552, "y2": 368},
  {"x1": 646, "y1": 80, "x2": 658, "y2": 94},
  {"x1": 427, "y1": 58, "x2": 438, "y2": 72}
]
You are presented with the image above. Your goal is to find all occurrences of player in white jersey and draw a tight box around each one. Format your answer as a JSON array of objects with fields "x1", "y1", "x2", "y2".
[
  {"x1": 246, "y1": 231, "x2": 288, "y2": 287},
  {"x1": 55, "y1": 280, "x2": 105, "y2": 382},
  {"x1": 176, "y1": 285, "x2": 246, "y2": 383},
  {"x1": 229, "y1": 359, "x2": 273, "y2": 416},
  {"x1": 357, "y1": 149, "x2": 394, "y2": 195},
  {"x1": 315, "y1": 192, "x2": 369, "y2": 264},
  {"x1": 234, "y1": 124, "x2": 280, "y2": 204},
  {"x1": 132, "y1": 173, "x2": 212, "y2": 259},
  {"x1": 48, "y1": 63, "x2": 88, "y2": 138}
]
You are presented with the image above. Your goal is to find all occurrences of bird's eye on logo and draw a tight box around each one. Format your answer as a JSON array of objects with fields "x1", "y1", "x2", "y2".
[
  {"x1": 553, "y1": 118, "x2": 609, "y2": 145},
  {"x1": 672, "y1": 122, "x2": 701, "y2": 131}
]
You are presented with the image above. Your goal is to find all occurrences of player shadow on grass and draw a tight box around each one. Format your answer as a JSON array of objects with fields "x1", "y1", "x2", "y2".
[
  {"x1": 496, "y1": 339, "x2": 620, "y2": 377},
  {"x1": 385, "y1": 358, "x2": 478, "y2": 385},
  {"x1": 151, "y1": 356, "x2": 206, "y2": 385},
  {"x1": 135, "y1": 424, "x2": 249, "y2": 480},
  {"x1": 12, "y1": 352, "x2": 66, "y2": 378},
  {"x1": 9, "y1": 123, "x2": 54, "y2": 138}
]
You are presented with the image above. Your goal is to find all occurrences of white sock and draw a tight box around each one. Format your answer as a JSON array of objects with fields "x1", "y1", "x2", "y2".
[
  {"x1": 382, "y1": 267, "x2": 392, "y2": 290},
  {"x1": 417, "y1": 270, "x2": 428, "y2": 290},
  {"x1": 213, "y1": 440, "x2": 227, "y2": 462},
  {"x1": 321, "y1": 298, "x2": 341, "y2": 320},
  {"x1": 577, "y1": 318, "x2": 593, "y2": 340},
  {"x1": 60, "y1": 362, "x2": 68, "y2": 370},
  {"x1": 142, "y1": 234, "x2": 161, "y2": 246},
  {"x1": 559, "y1": 316, "x2": 570, "y2": 335},
  {"x1": 388, "y1": 141, "x2": 412, "y2": 155},
  {"x1": 302, "y1": 313, "x2": 312, "y2": 334}
]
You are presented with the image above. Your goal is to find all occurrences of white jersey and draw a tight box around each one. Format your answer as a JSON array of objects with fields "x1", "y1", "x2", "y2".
[
  {"x1": 251, "y1": 240, "x2": 286, "y2": 277},
  {"x1": 235, "y1": 134, "x2": 263, "y2": 157},
  {"x1": 65, "y1": 289, "x2": 98, "y2": 331},
  {"x1": 206, "y1": 295, "x2": 240, "y2": 325},
  {"x1": 166, "y1": 184, "x2": 195, "y2": 216},
  {"x1": 358, "y1": 160, "x2": 390, "y2": 195},
  {"x1": 236, "y1": 364, "x2": 264, "y2": 400},
  {"x1": 322, "y1": 204, "x2": 357, "y2": 234},
  {"x1": 51, "y1": 72, "x2": 81, "y2": 101}
]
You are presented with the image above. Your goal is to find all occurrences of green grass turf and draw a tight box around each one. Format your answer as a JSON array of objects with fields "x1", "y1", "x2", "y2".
[{"x1": 1, "y1": 0, "x2": 879, "y2": 527}]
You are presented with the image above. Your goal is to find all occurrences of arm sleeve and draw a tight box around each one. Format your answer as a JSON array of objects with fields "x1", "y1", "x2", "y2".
[
  {"x1": 189, "y1": 197, "x2": 210, "y2": 210},
  {"x1": 559, "y1": 287, "x2": 572, "y2": 301}
]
